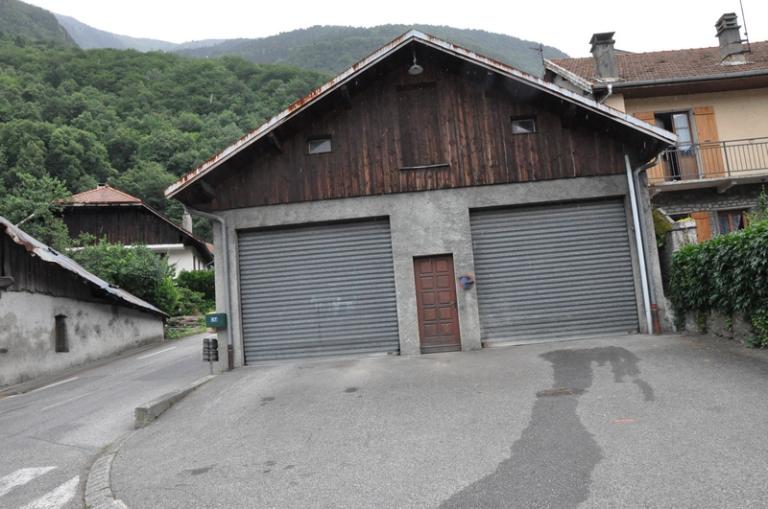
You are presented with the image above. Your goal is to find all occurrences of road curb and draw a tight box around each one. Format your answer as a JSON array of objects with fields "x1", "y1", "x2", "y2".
[
  {"x1": 84, "y1": 433, "x2": 133, "y2": 509},
  {"x1": 84, "y1": 374, "x2": 216, "y2": 509},
  {"x1": 134, "y1": 374, "x2": 216, "y2": 429}
]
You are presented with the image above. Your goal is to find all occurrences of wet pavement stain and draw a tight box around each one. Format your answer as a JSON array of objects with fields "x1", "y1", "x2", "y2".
[
  {"x1": 260, "y1": 396, "x2": 275, "y2": 406},
  {"x1": 182, "y1": 464, "x2": 216, "y2": 476},
  {"x1": 440, "y1": 346, "x2": 653, "y2": 509},
  {"x1": 344, "y1": 387, "x2": 358, "y2": 393}
]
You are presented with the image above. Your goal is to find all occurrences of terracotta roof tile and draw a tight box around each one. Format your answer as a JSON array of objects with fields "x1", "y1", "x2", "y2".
[
  {"x1": 68, "y1": 184, "x2": 141, "y2": 204},
  {"x1": 550, "y1": 41, "x2": 768, "y2": 84}
]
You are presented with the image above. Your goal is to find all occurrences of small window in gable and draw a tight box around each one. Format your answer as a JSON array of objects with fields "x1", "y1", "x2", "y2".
[
  {"x1": 511, "y1": 116, "x2": 537, "y2": 134},
  {"x1": 307, "y1": 137, "x2": 332, "y2": 155}
]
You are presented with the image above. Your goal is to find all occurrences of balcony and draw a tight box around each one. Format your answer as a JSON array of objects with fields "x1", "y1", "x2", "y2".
[{"x1": 648, "y1": 137, "x2": 768, "y2": 189}]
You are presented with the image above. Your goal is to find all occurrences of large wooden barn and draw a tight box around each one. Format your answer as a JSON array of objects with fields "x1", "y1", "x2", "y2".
[{"x1": 166, "y1": 31, "x2": 675, "y2": 368}]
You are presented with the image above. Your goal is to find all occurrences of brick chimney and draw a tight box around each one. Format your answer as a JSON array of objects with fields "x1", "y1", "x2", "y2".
[
  {"x1": 590, "y1": 32, "x2": 618, "y2": 81},
  {"x1": 716, "y1": 13, "x2": 747, "y2": 64}
]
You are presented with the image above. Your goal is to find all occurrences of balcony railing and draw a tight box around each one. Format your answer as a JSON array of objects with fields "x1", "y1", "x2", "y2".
[{"x1": 648, "y1": 137, "x2": 768, "y2": 185}]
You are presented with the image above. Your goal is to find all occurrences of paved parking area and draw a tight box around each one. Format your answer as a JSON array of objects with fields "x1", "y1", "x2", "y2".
[{"x1": 112, "y1": 334, "x2": 768, "y2": 508}]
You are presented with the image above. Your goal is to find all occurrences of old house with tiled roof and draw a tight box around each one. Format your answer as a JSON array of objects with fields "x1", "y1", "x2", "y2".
[
  {"x1": 545, "y1": 13, "x2": 768, "y2": 240},
  {"x1": 62, "y1": 184, "x2": 213, "y2": 274}
]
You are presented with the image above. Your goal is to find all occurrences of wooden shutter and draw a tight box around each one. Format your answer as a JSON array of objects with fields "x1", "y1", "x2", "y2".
[
  {"x1": 693, "y1": 106, "x2": 725, "y2": 177},
  {"x1": 633, "y1": 111, "x2": 666, "y2": 183},
  {"x1": 397, "y1": 82, "x2": 443, "y2": 168},
  {"x1": 690, "y1": 211, "x2": 713, "y2": 242}
]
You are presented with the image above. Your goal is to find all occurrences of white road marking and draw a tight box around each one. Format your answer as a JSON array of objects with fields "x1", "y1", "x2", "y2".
[
  {"x1": 19, "y1": 476, "x2": 79, "y2": 509},
  {"x1": 40, "y1": 391, "x2": 97, "y2": 412},
  {"x1": 28, "y1": 378, "x2": 79, "y2": 394},
  {"x1": 0, "y1": 467, "x2": 57, "y2": 497},
  {"x1": 136, "y1": 346, "x2": 176, "y2": 360}
]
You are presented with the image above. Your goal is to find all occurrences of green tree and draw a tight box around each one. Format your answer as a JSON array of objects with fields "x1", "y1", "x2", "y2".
[
  {"x1": 71, "y1": 239, "x2": 175, "y2": 313},
  {"x1": 0, "y1": 171, "x2": 70, "y2": 249},
  {"x1": 176, "y1": 269, "x2": 215, "y2": 310},
  {"x1": 109, "y1": 161, "x2": 176, "y2": 212},
  {"x1": 12, "y1": 138, "x2": 46, "y2": 178}
]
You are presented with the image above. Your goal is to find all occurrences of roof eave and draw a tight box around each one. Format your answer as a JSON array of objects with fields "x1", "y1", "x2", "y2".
[{"x1": 593, "y1": 68, "x2": 768, "y2": 90}]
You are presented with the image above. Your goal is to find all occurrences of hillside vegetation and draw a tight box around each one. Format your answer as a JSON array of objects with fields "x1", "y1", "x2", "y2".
[
  {"x1": 55, "y1": 14, "x2": 226, "y2": 52},
  {"x1": 176, "y1": 25, "x2": 568, "y2": 76},
  {"x1": 0, "y1": 0, "x2": 74, "y2": 46},
  {"x1": 0, "y1": 37, "x2": 327, "y2": 241}
]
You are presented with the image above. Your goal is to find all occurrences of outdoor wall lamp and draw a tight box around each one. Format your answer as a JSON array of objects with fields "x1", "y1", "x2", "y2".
[{"x1": 408, "y1": 50, "x2": 424, "y2": 76}]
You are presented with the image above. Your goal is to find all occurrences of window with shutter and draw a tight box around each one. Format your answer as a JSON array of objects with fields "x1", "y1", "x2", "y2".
[
  {"x1": 692, "y1": 106, "x2": 725, "y2": 177},
  {"x1": 690, "y1": 211, "x2": 713, "y2": 242}
]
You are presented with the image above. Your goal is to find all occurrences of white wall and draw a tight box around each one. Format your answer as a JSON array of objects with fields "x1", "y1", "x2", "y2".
[
  {"x1": 0, "y1": 292, "x2": 164, "y2": 387},
  {"x1": 147, "y1": 245, "x2": 205, "y2": 274}
]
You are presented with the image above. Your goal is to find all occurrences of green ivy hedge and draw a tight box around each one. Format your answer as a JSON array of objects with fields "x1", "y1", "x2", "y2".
[{"x1": 669, "y1": 220, "x2": 768, "y2": 346}]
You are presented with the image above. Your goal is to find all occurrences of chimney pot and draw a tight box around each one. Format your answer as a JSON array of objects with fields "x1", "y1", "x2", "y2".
[
  {"x1": 715, "y1": 12, "x2": 747, "y2": 62},
  {"x1": 589, "y1": 32, "x2": 618, "y2": 81}
]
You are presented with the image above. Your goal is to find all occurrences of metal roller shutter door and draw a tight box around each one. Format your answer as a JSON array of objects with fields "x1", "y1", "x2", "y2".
[
  {"x1": 238, "y1": 219, "x2": 400, "y2": 362},
  {"x1": 470, "y1": 200, "x2": 639, "y2": 344}
]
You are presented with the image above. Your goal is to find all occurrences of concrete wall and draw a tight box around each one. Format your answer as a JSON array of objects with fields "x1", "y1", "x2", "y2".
[
  {"x1": 209, "y1": 174, "x2": 664, "y2": 370},
  {"x1": 0, "y1": 292, "x2": 164, "y2": 387},
  {"x1": 653, "y1": 185, "x2": 763, "y2": 216},
  {"x1": 624, "y1": 88, "x2": 768, "y2": 141},
  {"x1": 684, "y1": 311, "x2": 754, "y2": 345}
]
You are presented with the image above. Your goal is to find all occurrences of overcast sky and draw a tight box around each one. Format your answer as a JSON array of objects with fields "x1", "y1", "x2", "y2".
[{"x1": 25, "y1": 0, "x2": 768, "y2": 57}]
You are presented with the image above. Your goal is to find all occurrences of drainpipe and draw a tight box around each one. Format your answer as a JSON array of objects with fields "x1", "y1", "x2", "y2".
[
  {"x1": 625, "y1": 154, "x2": 655, "y2": 335},
  {"x1": 186, "y1": 206, "x2": 234, "y2": 370},
  {"x1": 598, "y1": 83, "x2": 613, "y2": 104}
]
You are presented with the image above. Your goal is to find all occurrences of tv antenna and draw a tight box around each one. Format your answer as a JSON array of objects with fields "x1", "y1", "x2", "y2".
[
  {"x1": 530, "y1": 42, "x2": 545, "y2": 65},
  {"x1": 739, "y1": 0, "x2": 752, "y2": 53}
]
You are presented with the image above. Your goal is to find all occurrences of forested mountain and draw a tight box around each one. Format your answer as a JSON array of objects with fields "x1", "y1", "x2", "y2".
[
  {"x1": 0, "y1": 0, "x2": 569, "y2": 245},
  {"x1": 175, "y1": 25, "x2": 567, "y2": 76},
  {"x1": 54, "y1": 14, "x2": 177, "y2": 52},
  {"x1": 6, "y1": 0, "x2": 568, "y2": 76},
  {"x1": 0, "y1": 0, "x2": 74, "y2": 46},
  {"x1": 55, "y1": 14, "x2": 224, "y2": 52},
  {"x1": 0, "y1": 37, "x2": 327, "y2": 241}
]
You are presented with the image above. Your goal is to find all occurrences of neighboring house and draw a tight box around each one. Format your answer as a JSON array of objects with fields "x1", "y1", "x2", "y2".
[
  {"x1": 61, "y1": 184, "x2": 213, "y2": 274},
  {"x1": 0, "y1": 216, "x2": 165, "y2": 388},
  {"x1": 545, "y1": 13, "x2": 768, "y2": 241},
  {"x1": 165, "y1": 31, "x2": 674, "y2": 368}
]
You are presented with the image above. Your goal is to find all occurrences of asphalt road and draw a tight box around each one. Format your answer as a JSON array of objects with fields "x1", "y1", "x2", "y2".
[
  {"x1": 112, "y1": 334, "x2": 768, "y2": 509},
  {"x1": 0, "y1": 333, "x2": 210, "y2": 509}
]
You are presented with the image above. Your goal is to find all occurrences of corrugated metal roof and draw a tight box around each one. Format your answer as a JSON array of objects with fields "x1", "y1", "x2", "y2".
[
  {"x1": 0, "y1": 216, "x2": 166, "y2": 317},
  {"x1": 165, "y1": 30, "x2": 676, "y2": 199}
]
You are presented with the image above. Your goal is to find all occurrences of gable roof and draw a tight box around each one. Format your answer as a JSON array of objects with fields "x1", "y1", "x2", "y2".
[
  {"x1": 63, "y1": 184, "x2": 213, "y2": 263},
  {"x1": 166, "y1": 30, "x2": 676, "y2": 199},
  {"x1": 68, "y1": 184, "x2": 142, "y2": 204},
  {"x1": 547, "y1": 40, "x2": 768, "y2": 88},
  {"x1": 0, "y1": 216, "x2": 166, "y2": 317}
]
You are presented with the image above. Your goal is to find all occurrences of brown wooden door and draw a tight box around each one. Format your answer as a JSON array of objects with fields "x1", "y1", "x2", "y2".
[{"x1": 414, "y1": 255, "x2": 461, "y2": 353}]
